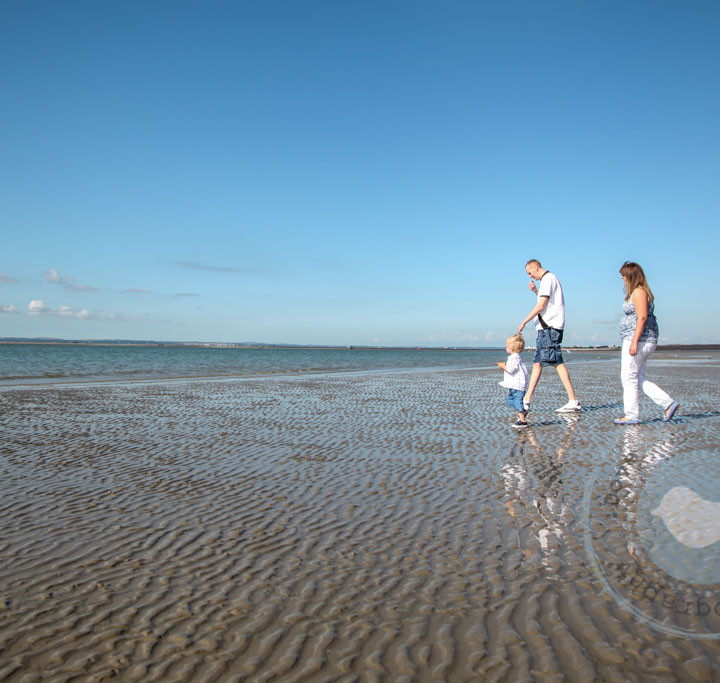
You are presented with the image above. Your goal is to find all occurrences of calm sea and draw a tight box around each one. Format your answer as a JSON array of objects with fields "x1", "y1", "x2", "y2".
[{"x1": 0, "y1": 344, "x2": 615, "y2": 386}]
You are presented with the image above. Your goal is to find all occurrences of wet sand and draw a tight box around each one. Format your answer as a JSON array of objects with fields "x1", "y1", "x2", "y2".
[{"x1": 1, "y1": 354, "x2": 719, "y2": 681}]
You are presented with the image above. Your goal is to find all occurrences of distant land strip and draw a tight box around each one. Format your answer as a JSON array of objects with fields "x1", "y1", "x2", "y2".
[{"x1": 1, "y1": 338, "x2": 719, "y2": 352}]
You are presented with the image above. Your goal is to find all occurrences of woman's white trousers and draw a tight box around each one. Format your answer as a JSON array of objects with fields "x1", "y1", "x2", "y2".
[{"x1": 620, "y1": 339, "x2": 673, "y2": 419}]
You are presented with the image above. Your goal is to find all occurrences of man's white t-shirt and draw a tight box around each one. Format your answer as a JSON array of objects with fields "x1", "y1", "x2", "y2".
[{"x1": 535, "y1": 271, "x2": 565, "y2": 330}]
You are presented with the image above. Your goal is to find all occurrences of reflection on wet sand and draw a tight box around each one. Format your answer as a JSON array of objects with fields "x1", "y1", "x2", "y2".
[
  {"x1": 583, "y1": 403, "x2": 720, "y2": 645},
  {"x1": 1, "y1": 358, "x2": 719, "y2": 680},
  {"x1": 502, "y1": 417, "x2": 579, "y2": 575}
]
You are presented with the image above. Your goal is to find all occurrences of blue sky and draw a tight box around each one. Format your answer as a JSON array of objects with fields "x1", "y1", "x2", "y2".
[{"x1": 2, "y1": 1, "x2": 719, "y2": 346}]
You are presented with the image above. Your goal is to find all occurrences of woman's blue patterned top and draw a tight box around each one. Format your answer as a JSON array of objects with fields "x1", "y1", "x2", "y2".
[{"x1": 620, "y1": 294, "x2": 659, "y2": 341}]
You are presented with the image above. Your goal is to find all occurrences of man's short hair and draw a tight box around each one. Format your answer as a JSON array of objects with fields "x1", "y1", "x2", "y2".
[{"x1": 526, "y1": 259, "x2": 542, "y2": 268}]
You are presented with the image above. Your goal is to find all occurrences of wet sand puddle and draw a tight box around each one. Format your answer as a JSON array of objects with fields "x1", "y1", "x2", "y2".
[{"x1": 1, "y1": 361, "x2": 719, "y2": 681}]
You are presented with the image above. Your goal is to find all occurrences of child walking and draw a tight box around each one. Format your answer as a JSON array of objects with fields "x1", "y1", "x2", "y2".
[{"x1": 497, "y1": 334, "x2": 528, "y2": 429}]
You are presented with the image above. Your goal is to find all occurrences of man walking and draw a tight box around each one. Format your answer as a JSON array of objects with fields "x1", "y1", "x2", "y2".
[{"x1": 517, "y1": 259, "x2": 581, "y2": 413}]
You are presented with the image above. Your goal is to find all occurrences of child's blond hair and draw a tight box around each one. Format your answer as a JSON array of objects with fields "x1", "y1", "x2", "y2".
[{"x1": 507, "y1": 334, "x2": 525, "y2": 353}]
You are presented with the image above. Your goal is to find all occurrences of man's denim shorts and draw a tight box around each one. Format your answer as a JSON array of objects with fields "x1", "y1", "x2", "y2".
[
  {"x1": 533, "y1": 328, "x2": 564, "y2": 366},
  {"x1": 506, "y1": 388, "x2": 526, "y2": 412}
]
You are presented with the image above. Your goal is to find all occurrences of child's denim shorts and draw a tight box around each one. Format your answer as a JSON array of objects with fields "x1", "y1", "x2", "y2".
[
  {"x1": 533, "y1": 328, "x2": 564, "y2": 366},
  {"x1": 507, "y1": 388, "x2": 526, "y2": 412}
]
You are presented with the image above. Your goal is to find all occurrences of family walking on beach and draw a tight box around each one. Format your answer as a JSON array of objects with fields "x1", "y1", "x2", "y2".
[{"x1": 497, "y1": 259, "x2": 679, "y2": 429}]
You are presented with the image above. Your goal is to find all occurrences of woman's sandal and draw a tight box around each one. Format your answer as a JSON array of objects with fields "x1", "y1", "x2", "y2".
[
  {"x1": 614, "y1": 417, "x2": 639, "y2": 425},
  {"x1": 663, "y1": 401, "x2": 680, "y2": 422}
]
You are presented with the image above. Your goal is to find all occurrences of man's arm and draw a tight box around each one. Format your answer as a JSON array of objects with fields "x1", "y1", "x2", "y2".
[{"x1": 517, "y1": 296, "x2": 548, "y2": 334}]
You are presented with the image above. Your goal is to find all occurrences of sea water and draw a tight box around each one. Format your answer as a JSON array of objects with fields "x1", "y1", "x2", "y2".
[{"x1": 0, "y1": 343, "x2": 614, "y2": 386}]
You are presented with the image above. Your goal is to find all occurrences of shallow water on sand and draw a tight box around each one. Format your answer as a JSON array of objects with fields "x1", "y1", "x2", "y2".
[
  {"x1": 0, "y1": 343, "x2": 612, "y2": 385},
  {"x1": 0, "y1": 359, "x2": 719, "y2": 680}
]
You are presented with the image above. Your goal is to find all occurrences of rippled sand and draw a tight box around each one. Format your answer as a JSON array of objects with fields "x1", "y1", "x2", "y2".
[{"x1": 1, "y1": 356, "x2": 719, "y2": 681}]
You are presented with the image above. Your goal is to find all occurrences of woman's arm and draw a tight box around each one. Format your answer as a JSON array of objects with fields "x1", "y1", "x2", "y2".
[{"x1": 629, "y1": 287, "x2": 648, "y2": 356}]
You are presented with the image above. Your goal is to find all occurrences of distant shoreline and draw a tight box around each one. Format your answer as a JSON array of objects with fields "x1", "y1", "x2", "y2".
[{"x1": 1, "y1": 339, "x2": 719, "y2": 352}]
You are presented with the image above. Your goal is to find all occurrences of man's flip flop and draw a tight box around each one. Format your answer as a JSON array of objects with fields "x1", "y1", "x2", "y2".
[{"x1": 663, "y1": 401, "x2": 680, "y2": 422}]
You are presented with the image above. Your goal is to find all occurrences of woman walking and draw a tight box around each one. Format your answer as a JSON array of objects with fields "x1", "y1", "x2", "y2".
[{"x1": 614, "y1": 261, "x2": 679, "y2": 425}]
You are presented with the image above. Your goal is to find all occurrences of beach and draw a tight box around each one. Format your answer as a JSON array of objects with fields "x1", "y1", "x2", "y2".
[{"x1": 1, "y1": 353, "x2": 719, "y2": 681}]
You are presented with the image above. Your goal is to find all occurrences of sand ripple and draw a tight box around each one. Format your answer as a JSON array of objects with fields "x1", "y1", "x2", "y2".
[{"x1": 1, "y1": 360, "x2": 719, "y2": 680}]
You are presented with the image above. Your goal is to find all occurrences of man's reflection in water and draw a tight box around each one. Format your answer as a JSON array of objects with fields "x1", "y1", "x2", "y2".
[{"x1": 501, "y1": 415, "x2": 580, "y2": 574}]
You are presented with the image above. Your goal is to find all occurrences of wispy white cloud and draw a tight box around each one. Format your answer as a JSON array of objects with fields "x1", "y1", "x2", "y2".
[
  {"x1": 42, "y1": 269, "x2": 73, "y2": 285},
  {"x1": 66, "y1": 283, "x2": 98, "y2": 293},
  {"x1": 106, "y1": 312, "x2": 150, "y2": 322},
  {"x1": 676, "y1": 334, "x2": 720, "y2": 343},
  {"x1": 124, "y1": 288, "x2": 153, "y2": 295},
  {"x1": 1, "y1": 304, "x2": 19, "y2": 314},
  {"x1": 26, "y1": 300, "x2": 150, "y2": 322},
  {"x1": 485, "y1": 331, "x2": 495, "y2": 342},
  {"x1": 42, "y1": 268, "x2": 98, "y2": 293},
  {"x1": 58, "y1": 306, "x2": 94, "y2": 319},
  {"x1": 28, "y1": 300, "x2": 52, "y2": 316},
  {"x1": 176, "y1": 260, "x2": 249, "y2": 274},
  {"x1": 174, "y1": 292, "x2": 201, "y2": 298},
  {"x1": 0, "y1": 273, "x2": 20, "y2": 284},
  {"x1": 592, "y1": 315, "x2": 621, "y2": 327}
]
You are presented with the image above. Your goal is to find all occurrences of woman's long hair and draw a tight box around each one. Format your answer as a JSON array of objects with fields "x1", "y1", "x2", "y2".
[{"x1": 620, "y1": 261, "x2": 654, "y2": 302}]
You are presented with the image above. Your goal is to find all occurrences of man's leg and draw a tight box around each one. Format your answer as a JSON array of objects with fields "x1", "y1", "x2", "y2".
[
  {"x1": 554, "y1": 363, "x2": 577, "y2": 402},
  {"x1": 524, "y1": 362, "x2": 542, "y2": 404}
]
